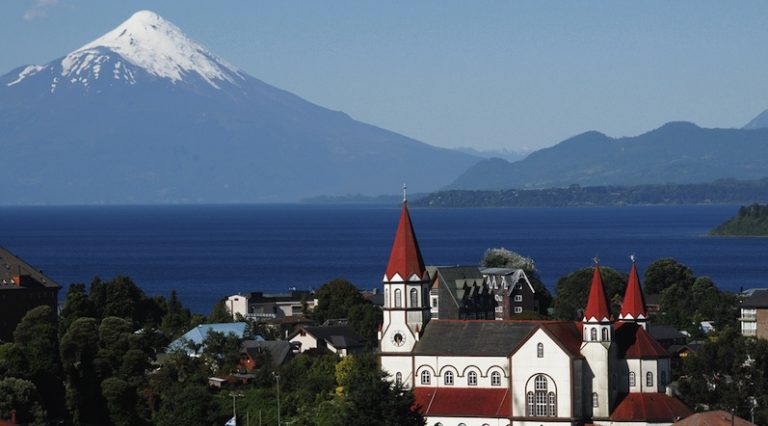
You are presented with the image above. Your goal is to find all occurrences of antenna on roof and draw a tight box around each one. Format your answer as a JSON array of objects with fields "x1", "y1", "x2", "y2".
[{"x1": 402, "y1": 183, "x2": 407, "y2": 203}]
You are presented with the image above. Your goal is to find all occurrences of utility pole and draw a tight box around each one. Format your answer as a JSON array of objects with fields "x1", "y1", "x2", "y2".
[{"x1": 273, "y1": 372, "x2": 281, "y2": 426}]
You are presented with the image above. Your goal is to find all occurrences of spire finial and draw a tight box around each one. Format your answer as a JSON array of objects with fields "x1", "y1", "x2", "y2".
[
  {"x1": 593, "y1": 256, "x2": 600, "y2": 265},
  {"x1": 630, "y1": 254, "x2": 636, "y2": 263},
  {"x1": 402, "y1": 183, "x2": 407, "y2": 203}
]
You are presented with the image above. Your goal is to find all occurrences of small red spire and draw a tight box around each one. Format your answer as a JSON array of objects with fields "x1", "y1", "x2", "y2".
[
  {"x1": 620, "y1": 258, "x2": 648, "y2": 321},
  {"x1": 384, "y1": 201, "x2": 426, "y2": 282},
  {"x1": 583, "y1": 262, "x2": 613, "y2": 322}
]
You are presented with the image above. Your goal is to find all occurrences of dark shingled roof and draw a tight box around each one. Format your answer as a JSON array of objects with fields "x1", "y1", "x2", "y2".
[
  {"x1": 0, "y1": 246, "x2": 60, "y2": 290},
  {"x1": 648, "y1": 324, "x2": 687, "y2": 341},
  {"x1": 741, "y1": 289, "x2": 768, "y2": 308},
  {"x1": 295, "y1": 325, "x2": 366, "y2": 350},
  {"x1": 413, "y1": 320, "x2": 537, "y2": 356},
  {"x1": 242, "y1": 340, "x2": 292, "y2": 366},
  {"x1": 430, "y1": 266, "x2": 485, "y2": 307}
]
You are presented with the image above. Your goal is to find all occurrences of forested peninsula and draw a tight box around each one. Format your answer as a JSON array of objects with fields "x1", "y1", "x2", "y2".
[
  {"x1": 412, "y1": 179, "x2": 768, "y2": 208},
  {"x1": 710, "y1": 203, "x2": 768, "y2": 236}
]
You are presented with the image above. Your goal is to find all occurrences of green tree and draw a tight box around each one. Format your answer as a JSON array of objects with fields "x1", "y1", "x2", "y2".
[
  {"x1": 161, "y1": 290, "x2": 190, "y2": 338},
  {"x1": 643, "y1": 257, "x2": 695, "y2": 295},
  {"x1": 312, "y1": 279, "x2": 365, "y2": 324},
  {"x1": 552, "y1": 266, "x2": 626, "y2": 320},
  {"x1": 101, "y1": 377, "x2": 137, "y2": 426},
  {"x1": 0, "y1": 377, "x2": 47, "y2": 426},
  {"x1": 347, "y1": 303, "x2": 383, "y2": 348},
  {"x1": 59, "y1": 283, "x2": 96, "y2": 336},
  {"x1": 659, "y1": 276, "x2": 737, "y2": 335},
  {"x1": 60, "y1": 317, "x2": 107, "y2": 425},
  {"x1": 201, "y1": 330, "x2": 242, "y2": 374},
  {"x1": 208, "y1": 298, "x2": 233, "y2": 324}
]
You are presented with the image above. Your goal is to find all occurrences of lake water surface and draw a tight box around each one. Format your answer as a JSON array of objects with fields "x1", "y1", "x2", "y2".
[{"x1": 0, "y1": 204, "x2": 763, "y2": 313}]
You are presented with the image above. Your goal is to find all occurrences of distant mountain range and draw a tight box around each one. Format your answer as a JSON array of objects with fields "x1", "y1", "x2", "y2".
[
  {"x1": 0, "y1": 11, "x2": 478, "y2": 204},
  {"x1": 447, "y1": 121, "x2": 768, "y2": 190}
]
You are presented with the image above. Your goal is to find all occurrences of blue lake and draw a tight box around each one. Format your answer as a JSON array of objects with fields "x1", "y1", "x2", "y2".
[{"x1": 0, "y1": 204, "x2": 764, "y2": 314}]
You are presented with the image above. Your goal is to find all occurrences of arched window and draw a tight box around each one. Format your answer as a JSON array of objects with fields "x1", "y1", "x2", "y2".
[
  {"x1": 420, "y1": 370, "x2": 430, "y2": 385},
  {"x1": 602, "y1": 328, "x2": 609, "y2": 341},
  {"x1": 590, "y1": 327, "x2": 597, "y2": 341},
  {"x1": 535, "y1": 375, "x2": 547, "y2": 391},
  {"x1": 629, "y1": 371, "x2": 636, "y2": 387},
  {"x1": 592, "y1": 392, "x2": 599, "y2": 407},
  {"x1": 410, "y1": 288, "x2": 418, "y2": 307},
  {"x1": 646, "y1": 371, "x2": 654, "y2": 387},
  {"x1": 395, "y1": 372, "x2": 402, "y2": 386},
  {"x1": 661, "y1": 371, "x2": 667, "y2": 387},
  {"x1": 537, "y1": 342, "x2": 544, "y2": 358},
  {"x1": 491, "y1": 371, "x2": 501, "y2": 386},
  {"x1": 468, "y1": 371, "x2": 478, "y2": 386},
  {"x1": 444, "y1": 371, "x2": 454, "y2": 385},
  {"x1": 394, "y1": 289, "x2": 402, "y2": 308},
  {"x1": 548, "y1": 392, "x2": 557, "y2": 417},
  {"x1": 535, "y1": 390, "x2": 547, "y2": 416}
]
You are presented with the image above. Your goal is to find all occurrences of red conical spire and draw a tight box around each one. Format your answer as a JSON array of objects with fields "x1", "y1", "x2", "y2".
[
  {"x1": 583, "y1": 261, "x2": 613, "y2": 322},
  {"x1": 384, "y1": 201, "x2": 426, "y2": 282},
  {"x1": 619, "y1": 257, "x2": 648, "y2": 321}
]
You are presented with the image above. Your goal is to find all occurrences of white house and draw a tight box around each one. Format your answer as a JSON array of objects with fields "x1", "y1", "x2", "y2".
[{"x1": 378, "y1": 201, "x2": 692, "y2": 426}]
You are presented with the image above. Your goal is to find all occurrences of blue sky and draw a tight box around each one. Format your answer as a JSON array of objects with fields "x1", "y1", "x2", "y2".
[{"x1": 3, "y1": 1, "x2": 768, "y2": 151}]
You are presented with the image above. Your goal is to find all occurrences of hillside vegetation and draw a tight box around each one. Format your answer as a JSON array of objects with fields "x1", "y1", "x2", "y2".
[{"x1": 710, "y1": 203, "x2": 768, "y2": 236}]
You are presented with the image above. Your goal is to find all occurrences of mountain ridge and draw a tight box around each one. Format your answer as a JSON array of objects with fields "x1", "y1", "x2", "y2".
[{"x1": 448, "y1": 121, "x2": 768, "y2": 191}]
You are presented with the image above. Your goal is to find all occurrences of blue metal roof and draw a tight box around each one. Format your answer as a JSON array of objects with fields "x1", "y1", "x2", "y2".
[{"x1": 167, "y1": 322, "x2": 249, "y2": 353}]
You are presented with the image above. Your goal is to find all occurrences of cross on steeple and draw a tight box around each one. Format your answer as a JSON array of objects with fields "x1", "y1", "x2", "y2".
[{"x1": 402, "y1": 183, "x2": 407, "y2": 203}]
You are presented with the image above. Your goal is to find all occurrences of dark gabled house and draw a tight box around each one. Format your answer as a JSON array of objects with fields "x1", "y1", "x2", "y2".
[
  {"x1": 428, "y1": 266, "x2": 495, "y2": 320},
  {"x1": 239, "y1": 340, "x2": 292, "y2": 371},
  {"x1": 481, "y1": 267, "x2": 540, "y2": 317},
  {"x1": 0, "y1": 246, "x2": 60, "y2": 342},
  {"x1": 288, "y1": 325, "x2": 366, "y2": 357}
]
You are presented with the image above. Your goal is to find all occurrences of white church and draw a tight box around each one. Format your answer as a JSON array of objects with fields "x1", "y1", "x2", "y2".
[{"x1": 378, "y1": 201, "x2": 693, "y2": 426}]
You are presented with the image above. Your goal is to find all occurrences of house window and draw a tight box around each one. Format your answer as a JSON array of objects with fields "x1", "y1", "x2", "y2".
[
  {"x1": 602, "y1": 328, "x2": 609, "y2": 341},
  {"x1": 444, "y1": 371, "x2": 454, "y2": 386},
  {"x1": 394, "y1": 289, "x2": 402, "y2": 308},
  {"x1": 420, "y1": 370, "x2": 431, "y2": 385},
  {"x1": 590, "y1": 328, "x2": 597, "y2": 341},
  {"x1": 410, "y1": 288, "x2": 418, "y2": 307},
  {"x1": 491, "y1": 371, "x2": 501, "y2": 386},
  {"x1": 395, "y1": 372, "x2": 402, "y2": 386},
  {"x1": 646, "y1": 372, "x2": 654, "y2": 387},
  {"x1": 629, "y1": 371, "x2": 636, "y2": 387},
  {"x1": 514, "y1": 295, "x2": 522, "y2": 302},
  {"x1": 468, "y1": 371, "x2": 478, "y2": 386},
  {"x1": 537, "y1": 342, "x2": 544, "y2": 358},
  {"x1": 514, "y1": 306, "x2": 523, "y2": 313},
  {"x1": 431, "y1": 297, "x2": 438, "y2": 307}
]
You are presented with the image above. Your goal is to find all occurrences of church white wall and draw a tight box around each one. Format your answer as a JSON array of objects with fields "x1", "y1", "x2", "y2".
[
  {"x1": 381, "y1": 355, "x2": 414, "y2": 387},
  {"x1": 512, "y1": 328, "x2": 574, "y2": 418},
  {"x1": 580, "y1": 339, "x2": 613, "y2": 418},
  {"x1": 413, "y1": 355, "x2": 508, "y2": 388}
]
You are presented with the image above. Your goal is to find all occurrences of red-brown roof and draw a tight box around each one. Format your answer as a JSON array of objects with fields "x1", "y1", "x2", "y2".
[
  {"x1": 620, "y1": 261, "x2": 648, "y2": 321},
  {"x1": 615, "y1": 322, "x2": 669, "y2": 358},
  {"x1": 584, "y1": 265, "x2": 612, "y2": 322},
  {"x1": 675, "y1": 410, "x2": 756, "y2": 426},
  {"x1": 610, "y1": 393, "x2": 692, "y2": 422},
  {"x1": 385, "y1": 202, "x2": 426, "y2": 282},
  {"x1": 540, "y1": 322, "x2": 584, "y2": 358},
  {"x1": 413, "y1": 387, "x2": 511, "y2": 418}
]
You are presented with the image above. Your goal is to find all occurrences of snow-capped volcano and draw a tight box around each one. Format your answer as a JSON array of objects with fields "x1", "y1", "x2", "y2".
[
  {"x1": 0, "y1": 11, "x2": 477, "y2": 204},
  {"x1": 9, "y1": 10, "x2": 244, "y2": 92}
]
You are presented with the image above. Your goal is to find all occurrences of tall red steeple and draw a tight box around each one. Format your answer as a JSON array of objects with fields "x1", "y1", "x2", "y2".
[
  {"x1": 583, "y1": 261, "x2": 613, "y2": 323},
  {"x1": 384, "y1": 200, "x2": 426, "y2": 282},
  {"x1": 619, "y1": 256, "x2": 648, "y2": 321}
]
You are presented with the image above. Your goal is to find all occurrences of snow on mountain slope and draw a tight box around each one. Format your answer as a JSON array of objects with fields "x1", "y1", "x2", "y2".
[{"x1": 8, "y1": 10, "x2": 244, "y2": 91}]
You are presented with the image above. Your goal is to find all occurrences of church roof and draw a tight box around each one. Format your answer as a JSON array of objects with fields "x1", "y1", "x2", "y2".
[
  {"x1": 584, "y1": 264, "x2": 613, "y2": 322},
  {"x1": 610, "y1": 393, "x2": 692, "y2": 422},
  {"x1": 615, "y1": 322, "x2": 669, "y2": 359},
  {"x1": 413, "y1": 387, "x2": 511, "y2": 418},
  {"x1": 384, "y1": 202, "x2": 426, "y2": 282},
  {"x1": 414, "y1": 320, "x2": 583, "y2": 358},
  {"x1": 674, "y1": 410, "x2": 756, "y2": 426},
  {"x1": 619, "y1": 260, "x2": 648, "y2": 320}
]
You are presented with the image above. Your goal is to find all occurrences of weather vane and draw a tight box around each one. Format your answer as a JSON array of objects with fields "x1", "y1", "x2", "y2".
[{"x1": 402, "y1": 183, "x2": 407, "y2": 202}]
